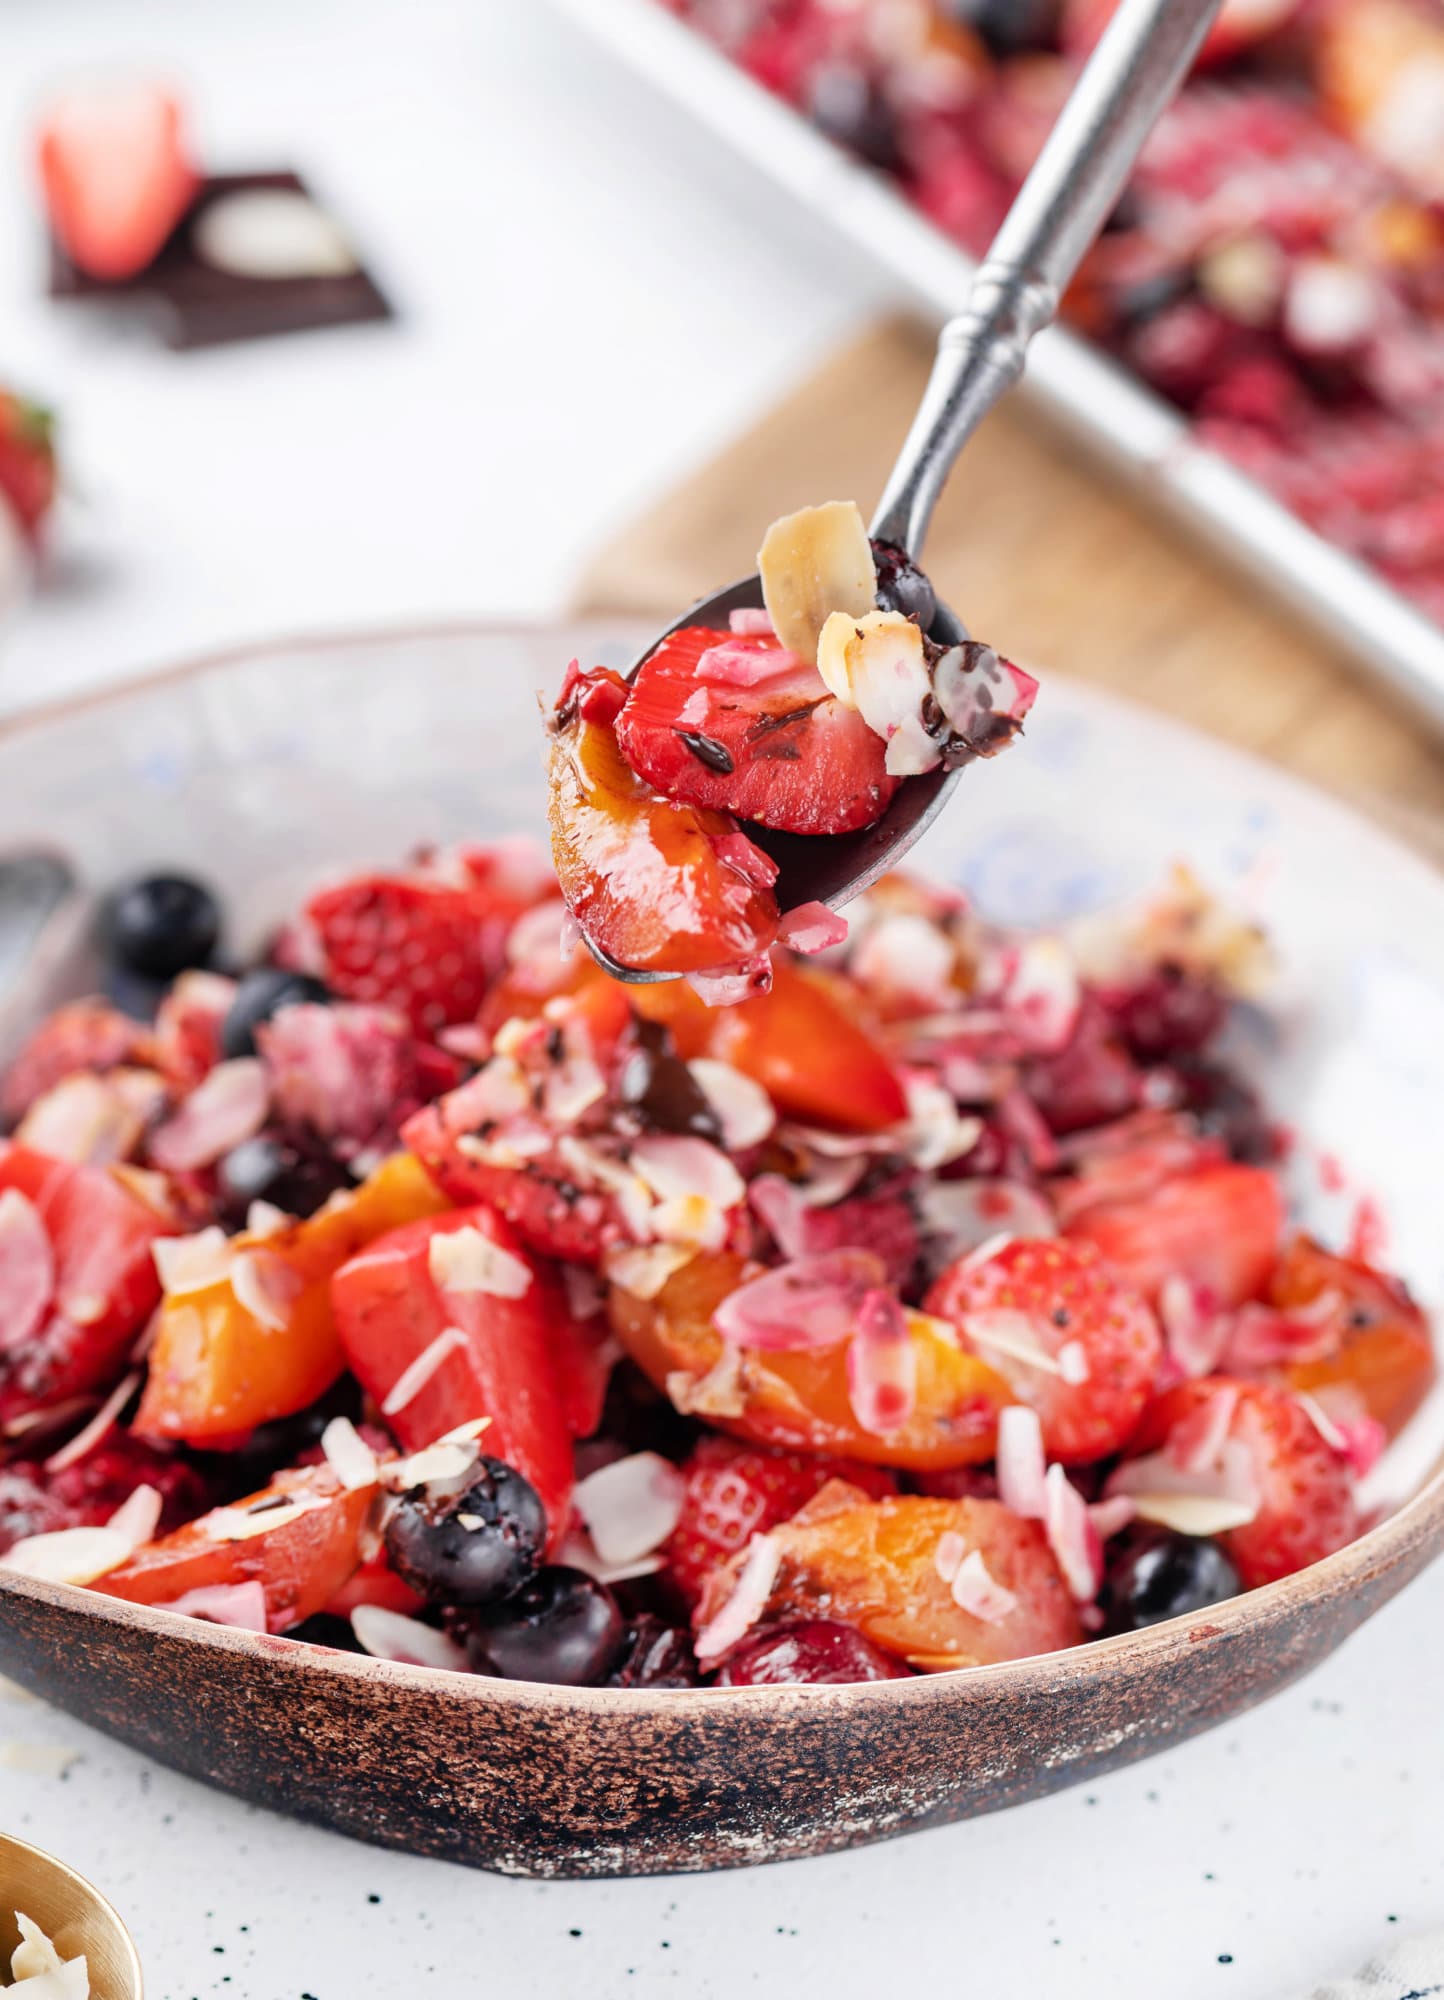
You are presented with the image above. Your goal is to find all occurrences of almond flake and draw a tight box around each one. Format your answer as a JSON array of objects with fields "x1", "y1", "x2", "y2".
[
  {"x1": 1, "y1": 1524, "x2": 132, "y2": 1585},
  {"x1": 153, "y1": 1226, "x2": 233, "y2": 1296},
  {"x1": 694, "y1": 1533, "x2": 782, "y2": 1663},
  {"x1": 380, "y1": 1326, "x2": 471, "y2": 1416},
  {"x1": 230, "y1": 1248, "x2": 303, "y2": 1331},
  {"x1": 573, "y1": 1452, "x2": 686, "y2": 1566},
  {"x1": 757, "y1": 499, "x2": 876, "y2": 665},
  {"x1": 428, "y1": 1225, "x2": 532, "y2": 1299},
  {"x1": 44, "y1": 1371, "x2": 142, "y2": 1474},
  {"x1": 321, "y1": 1416, "x2": 380, "y2": 1492},
  {"x1": 205, "y1": 1498, "x2": 317, "y2": 1542},
  {"x1": 106, "y1": 1481, "x2": 163, "y2": 1550},
  {"x1": 951, "y1": 1549, "x2": 1018, "y2": 1624},
  {"x1": 350, "y1": 1605, "x2": 468, "y2": 1672},
  {"x1": 604, "y1": 1242, "x2": 695, "y2": 1301}
]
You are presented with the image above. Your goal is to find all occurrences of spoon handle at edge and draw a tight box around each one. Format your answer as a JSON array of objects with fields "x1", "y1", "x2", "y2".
[{"x1": 869, "y1": 0, "x2": 1223, "y2": 560}]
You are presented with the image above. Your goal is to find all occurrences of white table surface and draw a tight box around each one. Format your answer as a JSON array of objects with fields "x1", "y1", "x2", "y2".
[{"x1": 1, "y1": 3, "x2": 1441, "y2": 1997}]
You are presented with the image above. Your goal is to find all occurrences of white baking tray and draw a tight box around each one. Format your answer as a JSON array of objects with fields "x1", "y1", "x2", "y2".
[{"x1": 548, "y1": 0, "x2": 1444, "y2": 734}]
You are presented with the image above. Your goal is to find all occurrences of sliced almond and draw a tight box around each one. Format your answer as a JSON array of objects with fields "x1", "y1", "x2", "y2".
[
  {"x1": 757, "y1": 500, "x2": 877, "y2": 666},
  {"x1": 817, "y1": 608, "x2": 937, "y2": 775}
]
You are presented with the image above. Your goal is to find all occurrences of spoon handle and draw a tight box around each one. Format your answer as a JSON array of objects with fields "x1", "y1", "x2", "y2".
[{"x1": 870, "y1": 0, "x2": 1223, "y2": 558}]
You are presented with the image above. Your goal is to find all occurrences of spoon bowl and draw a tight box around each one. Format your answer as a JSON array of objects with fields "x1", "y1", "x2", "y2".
[
  {"x1": 0, "y1": 1835, "x2": 143, "y2": 2000},
  {"x1": 594, "y1": 0, "x2": 1222, "y2": 983}
]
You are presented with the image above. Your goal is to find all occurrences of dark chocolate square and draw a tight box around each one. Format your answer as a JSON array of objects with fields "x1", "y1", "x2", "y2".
[{"x1": 48, "y1": 170, "x2": 394, "y2": 351}]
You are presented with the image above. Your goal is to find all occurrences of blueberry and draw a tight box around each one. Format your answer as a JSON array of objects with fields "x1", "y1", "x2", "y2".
[
  {"x1": 220, "y1": 967, "x2": 332, "y2": 1059},
  {"x1": 102, "y1": 873, "x2": 221, "y2": 981},
  {"x1": 215, "y1": 1132, "x2": 355, "y2": 1228},
  {"x1": 870, "y1": 539, "x2": 937, "y2": 630},
  {"x1": 465, "y1": 1566, "x2": 625, "y2": 1685},
  {"x1": 1101, "y1": 1524, "x2": 1241, "y2": 1633},
  {"x1": 385, "y1": 1458, "x2": 547, "y2": 1609}
]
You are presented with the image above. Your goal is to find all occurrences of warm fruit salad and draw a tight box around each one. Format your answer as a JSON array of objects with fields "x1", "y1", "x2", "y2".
[
  {"x1": 0, "y1": 776, "x2": 1433, "y2": 1684},
  {"x1": 666, "y1": 0, "x2": 1444, "y2": 629},
  {"x1": 547, "y1": 499, "x2": 1036, "y2": 987}
]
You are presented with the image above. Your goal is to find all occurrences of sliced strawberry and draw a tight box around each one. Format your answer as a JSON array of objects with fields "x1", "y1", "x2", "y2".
[
  {"x1": 0, "y1": 1144, "x2": 172, "y2": 1425},
  {"x1": 2, "y1": 1001, "x2": 146, "y2": 1123},
  {"x1": 0, "y1": 394, "x2": 58, "y2": 543},
  {"x1": 1130, "y1": 1379, "x2": 1358, "y2": 1588},
  {"x1": 330, "y1": 1205, "x2": 575, "y2": 1545},
  {"x1": 1066, "y1": 1162, "x2": 1284, "y2": 1310},
  {"x1": 402, "y1": 1097, "x2": 624, "y2": 1266},
  {"x1": 36, "y1": 82, "x2": 199, "y2": 283},
  {"x1": 665, "y1": 1434, "x2": 897, "y2": 1606},
  {"x1": 614, "y1": 626, "x2": 899, "y2": 836},
  {"x1": 1267, "y1": 1234, "x2": 1436, "y2": 1438},
  {"x1": 926, "y1": 1237, "x2": 1163, "y2": 1465},
  {"x1": 303, "y1": 874, "x2": 492, "y2": 1035},
  {"x1": 547, "y1": 665, "x2": 779, "y2": 980}
]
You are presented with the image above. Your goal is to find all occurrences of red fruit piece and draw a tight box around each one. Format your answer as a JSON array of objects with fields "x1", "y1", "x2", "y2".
[
  {"x1": 665, "y1": 1434, "x2": 896, "y2": 1606},
  {"x1": 0, "y1": 1433, "x2": 206, "y2": 1557},
  {"x1": 0, "y1": 393, "x2": 58, "y2": 543},
  {"x1": 715, "y1": 1620, "x2": 913, "y2": 1685},
  {"x1": 36, "y1": 82, "x2": 199, "y2": 283},
  {"x1": 1066, "y1": 1162, "x2": 1284, "y2": 1309},
  {"x1": 331, "y1": 1204, "x2": 575, "y2": 1546},
  {"x1": 1132, "y1": 1379, "x2": 1358, "y2": 1588},
  {"x1": 614, "y1": 626, "x2": 899, "y2": 836},
  {"x1": 546, "y1": 665, "x2": 779, "y2": 981},
  {"x1": 402, "y1": 1096, "x2": 623, "y2": 1267},
  {"x1": 926, "y1": 1237, "x2": 1163, "y2": 1465},
  {"x1": 98, "y1": 1461, "x2": 375, "y2": 1634},
  {"x1": 304, "y1": 873, "x2": 495, "y2": 1035},
  {"x1": 2, "y1": 1001, "x2": 145, "y2": 1123},
  {"x1": 0, "y1": 1143, "x2": 171, "y2": 1426},
  {"x1": 1267, "y1": 1234, "x2": 1436, "y2": 1439}
]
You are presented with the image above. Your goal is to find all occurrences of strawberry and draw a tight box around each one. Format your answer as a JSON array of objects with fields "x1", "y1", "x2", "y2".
[
  {"x1": 1066, "y1": 1162, "x2": 1284, "y2": 1310},
  {"x1": 1, "y1": 1001, "x2": 146, "y2": 1124},
  {"x1": 0, "y1": 1434, "x2": 206, "y2": 1558},
  {"x1": 665, "y1": 1435, "x2": 896, "y2": 1605},
  {"x1": 614, "y1": 626, "x2": 899, "y2": 836},
  {"x1": 36, "y1": 82, "x2": 198, "y2": 283},
  {"x1": 926, "y1": 1237, "x2": 1163, "y2": 1465},
  {"x1": 0, "y1": 394, "x2": 57, "y2": 544},
  {"x1": 303, "y1": 874, "x2": 492, "y2": 1035},
  {"x1": 1131, "y1": 1379, "x2": 1358, "y2": 1588}
]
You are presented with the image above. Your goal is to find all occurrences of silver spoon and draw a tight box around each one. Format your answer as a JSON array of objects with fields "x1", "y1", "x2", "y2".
[{"x1": 589, "y1": 0, "x2": 1223, "y2": 984}]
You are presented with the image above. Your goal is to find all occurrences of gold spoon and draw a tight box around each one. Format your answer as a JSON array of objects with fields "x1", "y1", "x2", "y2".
[{"x1": 0, "y1": 1834, "x2": 142, "y2": 2000}]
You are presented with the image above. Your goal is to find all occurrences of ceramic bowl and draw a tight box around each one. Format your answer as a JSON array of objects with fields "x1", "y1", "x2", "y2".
[
  {"x1": 0, "y1": 624, "x2": 1440, "y2": 1879},
  {"x1": 0, "y1": 1833, "x2": 143, "y2": 1998}
]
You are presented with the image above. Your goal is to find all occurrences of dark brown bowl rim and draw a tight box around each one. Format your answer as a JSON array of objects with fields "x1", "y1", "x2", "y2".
[{"x1": 1, "y1": 616, "x2": 1441, "y2": 1717}]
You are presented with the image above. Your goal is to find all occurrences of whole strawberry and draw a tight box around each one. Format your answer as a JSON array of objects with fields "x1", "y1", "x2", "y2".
[{"x1": 0, "y1": 392, "x2": 57, "y2": 545}]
